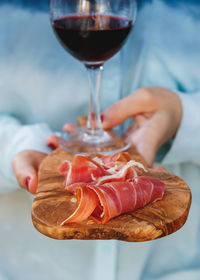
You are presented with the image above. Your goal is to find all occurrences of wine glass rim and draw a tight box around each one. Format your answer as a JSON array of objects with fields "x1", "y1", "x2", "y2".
[
  {"x1": 51, "y1": 13, "x2": 134, "y2": 22},
  {"x1": 50, "y1": 0, "x2": 137, "y2": 23}
]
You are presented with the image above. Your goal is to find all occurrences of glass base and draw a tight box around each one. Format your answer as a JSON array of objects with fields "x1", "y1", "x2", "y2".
[{"x1": 59, "y1": 127, "x2": 130, "y2": 156}]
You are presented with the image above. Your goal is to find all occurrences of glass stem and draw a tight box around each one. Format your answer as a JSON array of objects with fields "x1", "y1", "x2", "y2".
[{"x1": 85, "y1": 65, "x2": 103, "y2": 134}]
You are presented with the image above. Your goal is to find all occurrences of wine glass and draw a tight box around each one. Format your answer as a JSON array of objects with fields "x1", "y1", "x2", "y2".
[{"x1": 50, "y1": 0, "x2": 137, "y2": 155}]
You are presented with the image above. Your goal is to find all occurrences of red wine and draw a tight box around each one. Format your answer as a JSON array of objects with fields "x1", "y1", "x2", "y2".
[{"x1": 52, "y1": 15, "x2": 133, "y2": 65}]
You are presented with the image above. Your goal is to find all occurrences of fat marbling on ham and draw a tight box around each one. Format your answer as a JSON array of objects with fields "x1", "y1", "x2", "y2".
[{"x1": 59, "y1": 152, "x2": 165, "y2": 225}]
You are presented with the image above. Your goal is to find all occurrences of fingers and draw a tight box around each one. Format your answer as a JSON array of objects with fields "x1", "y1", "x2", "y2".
[
  {"x1": 77, "y1": 116, "x2": 88, "y2": 127},
  {"x1": 47, "y1": 135, "x2": 59, "y2": 150},
  {"x1": 102, "y1": 89, "x2": 156, "y2": 130},
  {"x1": 12, "y1": 151, "x2": 47, "y2": 194},
  {"x1": 63, "y1": 123, "x2": 76, "y2": 133},
  {"x1": 102, "y1": 95, "x2": 136, "y2": 129}
]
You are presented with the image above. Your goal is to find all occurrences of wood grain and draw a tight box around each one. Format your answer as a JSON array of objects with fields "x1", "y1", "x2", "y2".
[{"x1": 32, "y1": 148, "x2": 191, "y2": 242}]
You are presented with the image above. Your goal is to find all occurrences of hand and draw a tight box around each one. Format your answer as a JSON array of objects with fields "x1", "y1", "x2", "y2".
[
  {"x1": 12, "y1": 122, "x2": 81, "y2": 194},
  {"x1": 101, "y1": 87, "x2": 182, "y2": 166},
  {"x1": 47, "y1": 86, "x2": 182, "y2": 167},
  {"x1": 12, "y1": 150, "x2": 47, "y2": 194}
]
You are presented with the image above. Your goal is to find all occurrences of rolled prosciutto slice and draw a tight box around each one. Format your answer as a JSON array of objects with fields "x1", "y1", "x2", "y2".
[
  {"x1": 59, "y1": 176, "x2": 165, "y2": 225},
  {"x1": 59, "y1": 185, "x2": 98, "y2": 225}
]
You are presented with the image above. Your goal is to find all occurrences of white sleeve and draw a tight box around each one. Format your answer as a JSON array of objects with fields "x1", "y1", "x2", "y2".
[
  {"x1": 162, "y1": 91, "x2": 200, "y2": 165},
  {"x1": 0, "y1": 115, "x2": 52, "y2": 194}
]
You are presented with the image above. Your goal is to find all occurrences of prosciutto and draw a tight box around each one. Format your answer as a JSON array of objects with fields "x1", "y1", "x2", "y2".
[
  {"x1": 59, "y1": 153, "x2": 146, "y2": 190},
  {"x1": 59, "y1": 153, "x2": 165, "y2": 225},
  {"x1": 91, "y1": 177, "x2": 165, "y2": 223},
  {"x1": 59, "y1": 155, "x2": 106, "y2": 190}
]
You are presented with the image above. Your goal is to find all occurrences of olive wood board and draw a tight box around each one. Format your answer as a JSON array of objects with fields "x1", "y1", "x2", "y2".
[{"x1": 32, "y1": 148, "x2": 191, "y2": 242}]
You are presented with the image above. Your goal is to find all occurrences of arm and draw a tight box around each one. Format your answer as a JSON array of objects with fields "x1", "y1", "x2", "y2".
[{"x1": 0, "y1": 114, "x2": 52, "y2": 194}]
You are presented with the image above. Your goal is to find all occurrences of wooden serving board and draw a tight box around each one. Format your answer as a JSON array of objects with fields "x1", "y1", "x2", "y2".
[{"x1": 32, "y1": 148, "x2": 191, "y2": 242}]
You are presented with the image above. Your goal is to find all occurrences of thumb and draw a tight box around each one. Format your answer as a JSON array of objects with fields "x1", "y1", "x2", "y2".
[
  {"x1": 25, "y1": 168, "x2": 38, "y2": 194},
  {"x1": 13, "y1": 159, "x2": 38, "y2": 194},
  {"x1": 12, "y1": 151, "x2": 46, "y2": 194}
]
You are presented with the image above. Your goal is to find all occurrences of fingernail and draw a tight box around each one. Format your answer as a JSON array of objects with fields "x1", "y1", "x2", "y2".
[
  {"x1": 25, "y1": 177, "x2": 31, "y2": 190},
  {"x1": 100, "y1": 114, "x2": 104, "y2": 122},
  {"x1": 47, "y1": 143, "x2": 57, "y2": 150}
]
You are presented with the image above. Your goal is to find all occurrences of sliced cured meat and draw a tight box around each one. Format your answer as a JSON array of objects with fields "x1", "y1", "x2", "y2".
[
  {"x1": 96, "y1": 160, "x2": 139, "y2": 185},
  {"x1": 59, "y1": 160, "x2": 71, "y2": 188},
  {"x1": 59, "y1": 153, "x2": 165, "y2": 225},
  {"x1": 65, "y1": 182, "x2": 88, "y2": 194},
  {"x1": 59, "y1": 160, "x2": 71, "y2": 175},
  {"x1": 60, "y1": 154, "x2": 146, "y2": 191},
  {"x1": 59, "y1": 186, "x2": 98, "y2": 225},
  {"x1": 59, "y1": 155, "x2": 106, "y2": 189},
  {"x1": 90, "y1": 177, "x2": 165, "y2": 223},
  {"x1": 101, "y1": 152, "x2": 131, "y2": 165},
  {"x1": 60, "y1": 176, "x2": 165, "y2": 225},
  {"x1": 93, "y1": 153, "x2": 147, "y2": 176},
  {"x1": 141, "y1": 177, "x2": 166, "y2": 203},
  {"x1": 93, "y1": 152, "x2": 131, "y2": 171}
]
